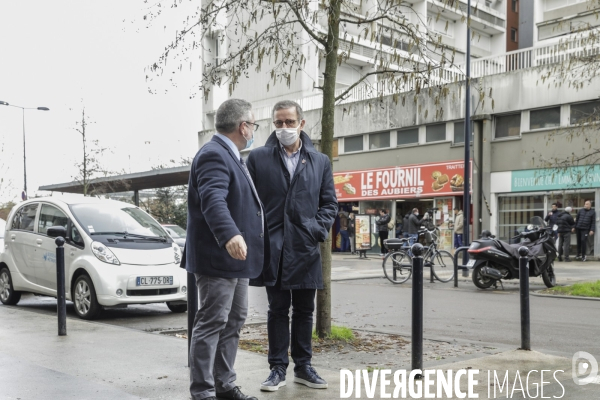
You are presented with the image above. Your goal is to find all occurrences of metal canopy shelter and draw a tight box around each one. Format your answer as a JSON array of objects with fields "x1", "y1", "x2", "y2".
[{"x1": 38, "y1": 165, "x2": 191, "y2": 206}]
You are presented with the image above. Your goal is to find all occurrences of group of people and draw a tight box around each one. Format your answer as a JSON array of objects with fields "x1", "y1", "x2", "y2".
[
  {"x1": 183, "y1": 99, "x2": 337, "y2": 400},
  {"x1": 546, "y1": 201, "x2": 596, "y2": 262}
]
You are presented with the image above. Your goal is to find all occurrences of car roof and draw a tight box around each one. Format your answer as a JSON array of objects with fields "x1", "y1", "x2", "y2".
[{"x1": 19, "y1": 195, "x2": 137, "y2": 208}]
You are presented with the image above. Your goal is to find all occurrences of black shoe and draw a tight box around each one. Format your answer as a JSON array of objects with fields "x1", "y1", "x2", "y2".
[
  {"x1": 294, "y1": 365, "x2": 328, "y2": 389},
  {"x1": 557, "y1": 257, "x2": 563, "y2": 262},
  {"x1": 216, "y1": 387, "x2": 257, "y2": 400},
  {"x1": 260, "y1": 366, "x2": 286, "y2": 392},
  {"x1": 582, "y1": 257, "x2": 587, "y2": 262}
]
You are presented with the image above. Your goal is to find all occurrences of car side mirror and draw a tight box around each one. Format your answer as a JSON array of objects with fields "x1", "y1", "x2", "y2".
[{"x1": 47, "y1": 226, "x2": 67, "y2": 238}]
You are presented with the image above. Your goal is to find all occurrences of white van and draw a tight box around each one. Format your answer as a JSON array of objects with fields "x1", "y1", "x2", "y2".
[{"x1": 0, "y1": 197, "x2": 187, "y2": 319}]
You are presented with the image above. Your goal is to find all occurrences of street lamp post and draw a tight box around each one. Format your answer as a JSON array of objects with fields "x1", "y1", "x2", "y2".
[{"x1": 0, "y1": 101, "x2": 50, "y2": 200}]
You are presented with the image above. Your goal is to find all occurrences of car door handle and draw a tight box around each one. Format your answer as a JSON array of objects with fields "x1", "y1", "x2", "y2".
[
  {"x1": 36, "y1": 239, "x2": 43, "y2": 245},
  {"x1": 11, "y1": 234, "x2": 16, "y2": 241}
]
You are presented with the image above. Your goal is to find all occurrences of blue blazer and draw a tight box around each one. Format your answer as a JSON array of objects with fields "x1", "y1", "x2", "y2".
[{"x1": 183, "y1": 135, "x2": 266, "y2": 278}]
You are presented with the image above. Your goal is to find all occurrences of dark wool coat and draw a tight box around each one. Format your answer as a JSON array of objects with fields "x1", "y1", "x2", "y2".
[{"x1": 247, "y1": 131, "x2": 338, "y2": 290}]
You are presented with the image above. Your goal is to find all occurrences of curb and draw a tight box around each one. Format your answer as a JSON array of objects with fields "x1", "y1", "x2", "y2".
[{"x1": 531, "y1": 290, "x2": 600, "y2": 302}]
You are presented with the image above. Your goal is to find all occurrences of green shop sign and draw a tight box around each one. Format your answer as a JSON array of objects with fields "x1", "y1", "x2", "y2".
[{"x1": 511, "y1": 166, "x2": 600, "y2": 192}]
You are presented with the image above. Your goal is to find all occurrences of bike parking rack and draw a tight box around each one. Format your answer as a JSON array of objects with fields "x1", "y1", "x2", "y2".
[{"x1": 453, "y1": 246, "x2": 472, "y2": 288}]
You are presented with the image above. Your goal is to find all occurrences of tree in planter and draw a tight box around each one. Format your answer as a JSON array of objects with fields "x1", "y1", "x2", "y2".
[{"x1": 144, "y1": 0, "x2": 469, "y2": 336}]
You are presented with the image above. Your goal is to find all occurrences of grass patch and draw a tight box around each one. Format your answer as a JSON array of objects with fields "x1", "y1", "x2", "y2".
[
  {"x1": 548, "y1": 280, "x2": 600, "y2": 298},
  {"x1": 312, "y1": 325, "x2": 355, "y2": 341}
]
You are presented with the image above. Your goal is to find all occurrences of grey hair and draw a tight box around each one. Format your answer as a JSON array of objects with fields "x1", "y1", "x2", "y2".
[
  {"x1": 272, "y1": 100, "x2": 304, "y2": 121},
  {"x1": 215, "y1": 98, "x2": 253, "y2": 134}
]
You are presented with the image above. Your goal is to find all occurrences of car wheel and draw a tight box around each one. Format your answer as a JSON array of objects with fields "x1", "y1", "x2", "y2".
[
  {"x1": 73, "y1": 275, "x2": 102, "y2": 320},
  {"x1": 166, "y1": 302, "x2": 187, "y2": 313},
  {"x1": 0, "y1": 267, "x2": 22, "y2": 305}
]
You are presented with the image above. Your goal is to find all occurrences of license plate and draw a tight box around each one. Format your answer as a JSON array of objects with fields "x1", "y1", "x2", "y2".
[
  {"x1": 466, "y1": 259, "x2": 476, "y2": 267},
  {"x1": 136, "y1": 276, "x2": 173, "y2": 286}
]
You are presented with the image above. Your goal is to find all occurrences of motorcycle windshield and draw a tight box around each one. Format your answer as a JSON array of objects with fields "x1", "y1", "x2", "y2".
[{"x1": 530, "y1": 216, "x2": 546, "y2": 229}]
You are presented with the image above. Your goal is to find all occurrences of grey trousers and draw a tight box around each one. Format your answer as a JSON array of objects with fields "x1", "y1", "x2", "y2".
[
  {"x1": 558, "y1": 232, "x2": 571, "y2": 259},
  {"x1": 190, "y1": 274, "x2": 248, "y2": 400}
]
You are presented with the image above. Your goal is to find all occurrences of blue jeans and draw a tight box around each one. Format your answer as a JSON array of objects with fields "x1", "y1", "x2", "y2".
[
  {"x1": 408, "y1": 233, "x2": 418, "y2": 246},
  {"x1": 340, "y1": 229, "x2": 350, "y2": 252},
  {"x1": 266, "y1": 283, "x2": 316, "y2": 372},
  {"x1": 454, "y1": 233, "x2": 463, "y2": 248}
]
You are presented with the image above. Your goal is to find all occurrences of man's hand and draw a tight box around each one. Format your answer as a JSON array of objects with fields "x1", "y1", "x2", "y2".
[
  {"x1": 591, "y1": 231, "x2": 595, "y2": 236},
  {"x1": 572, "y1": 228, "x2": 575, "y2": 233},
  {"x1": 225, "y1": 235, "x2": 247, "y2": 260}
]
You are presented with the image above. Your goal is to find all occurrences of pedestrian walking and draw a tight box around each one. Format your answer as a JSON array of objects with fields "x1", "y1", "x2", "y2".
[
  {"x1": 407, "y1": 208, "x2": 421, "y2": 246},
  {"x1": 376, "y1": 209, "x2": 391, "y2": 256},
  {"x1": 453, "y1": 208, "x2": 464, "y2": 249},
  {"x1": 246, "y1": 100, "x2": 337, "y2": 393},
  {"x1": 545, "y1": 203, "x2": 559, "y2": 239},
  {"x1": 348, "y1": 213, "x2": 356, "y2": 254},
  {"x1": 339, "y1": 212, "x2": 350, "y2": 252},
  {"x1": 184, "y1": 99, "x2": 265, "y2": 400},
  {"x1": 574, "y1": 200, "x2": 596, "y2": 261},
  {"x1": 556, "y1": 206, "x2": 575, "y2": 262}
]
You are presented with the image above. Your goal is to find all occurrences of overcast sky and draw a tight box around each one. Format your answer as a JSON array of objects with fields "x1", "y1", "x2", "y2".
[{"x1": 0, "y1": 1, "x2": 203, "y2": 204}]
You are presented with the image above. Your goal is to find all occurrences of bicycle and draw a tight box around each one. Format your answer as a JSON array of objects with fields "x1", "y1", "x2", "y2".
[{"x1": 382, "y1": 227, "x2": 455, "y2": 284}]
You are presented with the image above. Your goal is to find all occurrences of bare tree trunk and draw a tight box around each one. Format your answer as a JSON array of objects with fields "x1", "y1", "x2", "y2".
[{"x1": 315, "y1": 0, "x2": 341, "y2": 339}]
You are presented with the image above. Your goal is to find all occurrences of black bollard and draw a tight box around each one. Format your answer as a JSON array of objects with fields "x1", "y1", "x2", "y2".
[
  {"x1": 187, "y1": 272, "x2": 198, "y2": 367},
  {"x1": 411, "y1": 243, "x2": 424, "y2": 376},
  {"x1": 55, "y1": 236, "x2": 67, "y2": 336},
  {"x1": 518, "y1": 246, "x2": 530, "y2": 350}
]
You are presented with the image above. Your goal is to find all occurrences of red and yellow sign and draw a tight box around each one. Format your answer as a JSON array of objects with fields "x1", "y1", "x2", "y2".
[{"x1": 333, "y1": 160, "x2": 471, "y2": 201}]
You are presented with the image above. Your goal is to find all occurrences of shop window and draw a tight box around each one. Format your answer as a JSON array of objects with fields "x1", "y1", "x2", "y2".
[
  {"x1": 333, "y1": 139, "x2": 339, "y2": 158},
  {"x1": 369, "y1": 132, "x2": 390, "y2": 150},
  {"x1": 397, "y1": 128, "x2": 419, "y2": 146},
  {"x1": 570, "y1": 100, "x2": 600, "y2": 125},
  {"x1": 344, "y1": 135, "x2": 363, "y2": 153},
  {"x1": 498, "y1": 195, "x2": 544, "y2": 242},
  {"x1": 426, "y1": 124, "x2": 446, "y2": 142},
  {"x1": 495, "y1": 113, "x2": 521, "y2": 138},
  {"x1": 453, "y1": 121, "x2": 474, "y2": 144},
  {"x1": 530, "y1": 107, "x2": 560, "y2": 130}
]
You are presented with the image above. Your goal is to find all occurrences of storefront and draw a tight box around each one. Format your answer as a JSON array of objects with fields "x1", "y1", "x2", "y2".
[
  {"x1": 333, "y1": 160, "x2": 471, "y2": 254},
  {"x1": 491, "y1": 166, "x2": 599, "y2": 257}
]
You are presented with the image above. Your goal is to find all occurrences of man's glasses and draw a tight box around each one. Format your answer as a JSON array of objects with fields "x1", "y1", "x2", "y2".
[
  {"x1": 242, "y1": 121, "x2": 259, "y2": 130},
  {"x1": 273, "y1": 119, "x2": 300, "y2": 128}
]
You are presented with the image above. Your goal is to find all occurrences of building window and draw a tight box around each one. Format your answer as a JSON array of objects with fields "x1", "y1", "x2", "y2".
[
  {"x1": 369, "y1": 132, "x2": 390, "y2": 150},
  {"x1": 426, "y1": 124, "x2": 446, "y2": 142},
  {"x1": 511, "y1": 28, "x2": 518, "y2": 42},
  {"x1": 344, "y1": 135, "x2": 363, "y2": 153},
  {"x1": 512, "y1": 0, "x2": 518, "y2": 12},
  {"x1": 495, "y1": 113, "x2": 521, "y2": 138},
  {"x1": 530, "y1": 107, "x2": 560, "y2": 130},
  {"x1": 453, "y1": 121, "x2": 474, "y2": 144},
  {"x1": 570, "y1": 100, "x2": 600, "y2": 125},
  {"x1": 332, "y1": 139, "x2": 339, "y2": 158},
  {"x1": 397, "y1": 128, "x2": 419, "y2": 146},
  {"x1": 498, "y1": 195, "x2": 544, "y2": 242}
]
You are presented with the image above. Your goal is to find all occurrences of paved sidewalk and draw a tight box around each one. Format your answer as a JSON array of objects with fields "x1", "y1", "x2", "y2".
[
  {"x1": 1, "y1": 306, "x2": 597, "y2": 399},
  {"x1": 330, "y1": 252, "x2": 600, "y2": 284}
]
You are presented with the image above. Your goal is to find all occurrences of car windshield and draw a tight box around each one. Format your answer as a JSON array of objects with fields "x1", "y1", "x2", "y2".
[
  {"x1": 70, "y1": 203, "x2": 168, "y2": 239},
  {"x1": 165, "y1": 225, "x2": 186, "y2": 238}
]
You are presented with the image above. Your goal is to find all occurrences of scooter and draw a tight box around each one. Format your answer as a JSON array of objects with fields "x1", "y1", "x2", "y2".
[{"x1": 467, "y1": 217, "x2": 557, "y2": 289}]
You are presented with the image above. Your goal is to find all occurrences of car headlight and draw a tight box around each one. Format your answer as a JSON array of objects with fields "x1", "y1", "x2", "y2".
[
  {"x1": 91, "y1": 241, "x2": 121, "y2": 265},
  {"x1": 173, "y1": 242, "x2": 182, "y2": 264}
]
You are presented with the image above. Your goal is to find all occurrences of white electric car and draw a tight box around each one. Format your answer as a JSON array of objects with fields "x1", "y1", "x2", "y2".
[{"x1": 0, "y1": 197, "x2": 187, "y2": 319}]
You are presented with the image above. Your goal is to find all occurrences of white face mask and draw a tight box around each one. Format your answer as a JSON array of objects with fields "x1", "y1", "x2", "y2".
[{"x1": 276, "y1": 128, "x2": 299, "y2": 146}]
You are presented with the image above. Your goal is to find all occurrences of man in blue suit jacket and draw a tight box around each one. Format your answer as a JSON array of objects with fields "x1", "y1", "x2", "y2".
[{"x1": 185, "y1": 98, "x2": 266, "y2": 400}]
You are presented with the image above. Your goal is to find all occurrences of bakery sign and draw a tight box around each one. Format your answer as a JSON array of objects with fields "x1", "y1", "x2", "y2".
[{"x1": 333, "y1": 160, "x2": 471, "y2": 201}]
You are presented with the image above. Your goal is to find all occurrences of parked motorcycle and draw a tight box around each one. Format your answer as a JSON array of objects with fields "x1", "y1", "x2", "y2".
[{"x1": 467, "y1": 217, "x2": 557, "y2": 289}]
